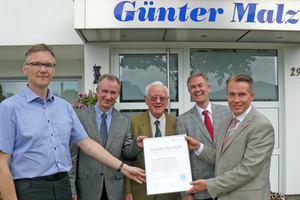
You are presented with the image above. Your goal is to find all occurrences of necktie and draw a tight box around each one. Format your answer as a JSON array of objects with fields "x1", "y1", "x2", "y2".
[
  {"x1": 222, "y1": 117, "x2": 238, "y2": 151},
  {"x1": 100, "y1": 113, "x2": 108, "y2": 147},
  {"x1": 154, "y1": 120, "x2": 161, "y2": 137},
  {"x1": 202, "y1": 110, "x2": 214, "y2": 141}
]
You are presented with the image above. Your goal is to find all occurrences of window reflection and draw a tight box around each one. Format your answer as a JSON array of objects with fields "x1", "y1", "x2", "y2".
[
  {"x1": 119, "y1": 54, "x2": 178, "y2": 102},
  {"x1": 0, "y1": 79, "x2": 79, "y2": 104},
  {"x1": 190, "y1": 49, "x2": 278, "y2": 101}
]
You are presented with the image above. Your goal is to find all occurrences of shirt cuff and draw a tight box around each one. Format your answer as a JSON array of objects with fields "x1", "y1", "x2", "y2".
[{"x1": 195, "y1": 143, "x2": 204, "y2": 156}]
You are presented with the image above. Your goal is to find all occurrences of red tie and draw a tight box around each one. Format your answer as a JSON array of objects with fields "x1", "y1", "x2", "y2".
[{"x1": 202, "y1": 110, "x2": 214, "y2": 141}]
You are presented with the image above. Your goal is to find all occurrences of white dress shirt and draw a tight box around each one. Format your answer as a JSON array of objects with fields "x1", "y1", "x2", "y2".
[{"x1": 149, "y1": 112, "x2": 166, "y2": 137}]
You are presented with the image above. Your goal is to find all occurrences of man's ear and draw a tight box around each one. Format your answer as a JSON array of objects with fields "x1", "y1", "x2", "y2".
[
  {"x1": 22, "y1": 64, "x2": 28, "y2": 76},
  {"x1": 144, "y1": 95, "x2": 149, "y2": 106}
]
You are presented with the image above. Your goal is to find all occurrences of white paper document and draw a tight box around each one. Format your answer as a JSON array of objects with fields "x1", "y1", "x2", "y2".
[{"x1": 143, "y1": 134, "x2": 192, "y2": 195}]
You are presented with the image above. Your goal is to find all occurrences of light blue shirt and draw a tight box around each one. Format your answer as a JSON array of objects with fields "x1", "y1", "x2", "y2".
[
  {"x1": 0, "y1": 86, "x2": 88, "y2": 179},
  {"x1": 94, "y1": 104, "x2": 113, "y2": 134}
]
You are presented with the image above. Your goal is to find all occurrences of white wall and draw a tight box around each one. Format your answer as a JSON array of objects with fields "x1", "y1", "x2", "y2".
[
  {"x1": 0, "y1": 0, "x2": 82, "y2": 45},
  {"x1": 282, "y1": 44, "x2": 300, "y2": 194},
  {"x1": 84, "y1": 43, "x2": 110, "y2": 92},
  {"x1": 0, "y1": 60, "x2": 84, "y2": 78}
]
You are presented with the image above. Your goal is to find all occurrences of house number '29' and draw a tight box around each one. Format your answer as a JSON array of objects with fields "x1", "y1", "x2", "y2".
[{"x1": 290, "y1": 67, "x2": 300, "y2": 76}]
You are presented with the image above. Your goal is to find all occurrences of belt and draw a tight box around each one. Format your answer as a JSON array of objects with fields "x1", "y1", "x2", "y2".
[{"x1": 15, "y1": 172, "x2": 68, "y2": 182}]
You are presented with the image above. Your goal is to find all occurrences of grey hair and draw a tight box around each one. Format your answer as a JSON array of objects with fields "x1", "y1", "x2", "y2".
[
  {"x1": 145, "y1": 81, "x2": 169, "y2": 97},
  {"x1": 24, "y1": 43, "x2": 56, "y2": 65},
  {"x1": 187, "y1": 72, "x2": 210, "y2": 89},
  {"x1": 97, "y1": 74, "x2": 121, "y2": 91}
]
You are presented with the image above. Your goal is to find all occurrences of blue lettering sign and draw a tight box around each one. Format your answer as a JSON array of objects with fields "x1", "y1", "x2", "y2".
[
  {"x1": 113, "y1": 1, "x2": 299, "y2": 26},
  {"x1": 114, "y1": 1, "x2": 223, "y2": 23},
  {"x1": 231, "y1": 3, "x2": 299, "y2": 24},
  {"x1": 231, "y1": 3, "x2": 257, "y2": 23},
  {"x1": 114, "y1": 1, "x2": 136, "y2": 21}
]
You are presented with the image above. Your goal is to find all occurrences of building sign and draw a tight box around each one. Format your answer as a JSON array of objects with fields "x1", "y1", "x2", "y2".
[{"x1": 75, "y1": 0, "x2": 300, "y2": 30}]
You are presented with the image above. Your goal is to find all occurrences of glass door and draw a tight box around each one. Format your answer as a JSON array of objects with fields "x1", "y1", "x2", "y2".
[{"x1": 112, "y1": 48, "x2": 184, "y2": 116}]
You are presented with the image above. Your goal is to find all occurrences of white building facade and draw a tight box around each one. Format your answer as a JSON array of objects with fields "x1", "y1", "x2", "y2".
[{"x1": 1, "y1": 0, "x2": 300, "y2": 198}]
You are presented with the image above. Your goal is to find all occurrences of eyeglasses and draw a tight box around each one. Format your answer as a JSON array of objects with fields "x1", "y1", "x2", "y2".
[
  {"x1": 26, "y1": 62, "x2": 56, "y2": 69},
  {"x1": 149, "y1": 96, "x2": 167, "y2": 102}
]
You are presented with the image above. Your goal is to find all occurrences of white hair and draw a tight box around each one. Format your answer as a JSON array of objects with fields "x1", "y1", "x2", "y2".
[{"x1": 145, "y1": 81, "x2": 169, "y2": 97}]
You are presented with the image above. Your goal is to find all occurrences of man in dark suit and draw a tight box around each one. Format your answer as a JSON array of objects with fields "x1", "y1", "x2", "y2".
[
  {"x1": 68, "y1": 74, "x2": 146, "y2": 200},
  {"x1": 176, "y1": 72, "x2": 230, "y2": 200},
  {"x1": 125, "y1": 81, "x2": 178, "y2": 200},
  {"x1": 185, "y1": 74, "x2": 275, "y2": 200}
]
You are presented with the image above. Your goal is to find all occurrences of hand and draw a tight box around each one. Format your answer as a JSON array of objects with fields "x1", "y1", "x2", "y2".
[
  {"x1": 121, "y1": 164, "x2": 146, "y2": 184},
  {"x1": 72, "y1": 195, "x2": 77, "y2": 200},
  {"x1": 182, "y1": 194, "x2": 194, "y2": 200},
  {"x1": 125, "y1": 194, "x2": 133, "y2": 200},
  {"x1": 185, "y1": 136, "x2": 201, "y2": 150},
  {"x1": 185, "y1": 179, "x2": 207, "y2": 194},
  {"x1": 136, "y1": 136, "x2": 148, "y2": 148}
]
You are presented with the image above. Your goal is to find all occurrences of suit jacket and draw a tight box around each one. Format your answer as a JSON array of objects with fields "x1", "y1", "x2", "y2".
[
  {"x1": 125, "y1": 111, "x2": 178, "y2": 200},
  {"x1": 68, "y1": 106, "x2": 142, "y2": 200},
  {"x1": 176, "y1": 103, "x2": 230, "y2": 199},
  {"x1": 198, "y1": 107, "x2": 275, "y2": 200}
]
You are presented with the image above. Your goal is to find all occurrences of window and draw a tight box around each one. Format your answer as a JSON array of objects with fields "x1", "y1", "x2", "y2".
[
  {"x1": 0, "y1": 77, "x2": 81, "y2": 104},
  {"x1": 190, "y1": 49, "x2": 278, "y2": 101},
  {"x1": 119, "y1": 54, "x2": 178, "y2": 102}
]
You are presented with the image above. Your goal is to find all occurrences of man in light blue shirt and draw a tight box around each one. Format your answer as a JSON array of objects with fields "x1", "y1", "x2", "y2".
[{"x1": 0, "y1": 43, "x2": 145, "y2": 200}]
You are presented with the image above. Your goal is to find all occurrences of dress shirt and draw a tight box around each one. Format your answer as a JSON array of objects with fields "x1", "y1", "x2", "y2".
[
  {"x1": 94, "y1": 104, "x2": 113, "y2": 134},
  {"x1": 149, "y1": 112, "x2": 166, "y2": 137},
  {"x1": 195, "y1": 101, "x2": 213, "y2": 124},
  {"x1": 228, "y1": 105, "x2": 252, "y2": 131},
  {"x1": 0, "y1": 86, "x2": 88, "y2": 180}
]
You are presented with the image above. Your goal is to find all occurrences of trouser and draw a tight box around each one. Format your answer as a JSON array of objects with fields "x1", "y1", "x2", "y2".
[{"x1": 14, "y1": 172, "x2": 72, "y2": 200}]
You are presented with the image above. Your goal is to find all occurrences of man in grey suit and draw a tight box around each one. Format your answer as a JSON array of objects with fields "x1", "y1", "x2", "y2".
[
  {"x1": 68, "y1": 74, "x2": 146, "y2": 200},
  {"x1": 176, "y1": 72, "x2": 230, "y2": 200},
  {"x1": 185, "y1": 74, "x2": 275, "y2": 200}
]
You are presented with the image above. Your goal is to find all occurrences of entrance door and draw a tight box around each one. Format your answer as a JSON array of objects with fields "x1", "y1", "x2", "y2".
[{"x1": 112, "y1": 46, "x2": 281, "y2": 192}]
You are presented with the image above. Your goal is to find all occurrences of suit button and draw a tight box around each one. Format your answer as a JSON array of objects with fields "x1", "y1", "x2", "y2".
[{"x1": 100, "y1": 173, "x2": 104, "y2": 175}]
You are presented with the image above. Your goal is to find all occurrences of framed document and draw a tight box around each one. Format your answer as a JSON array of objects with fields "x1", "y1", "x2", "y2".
[{"x1": 143, "y1": 134, "x2": 192, "y2": 195}]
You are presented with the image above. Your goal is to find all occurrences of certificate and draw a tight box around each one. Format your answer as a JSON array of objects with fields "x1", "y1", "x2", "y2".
[{"x1": 143, "y1": 134, "x2": 192, "y2": 195}]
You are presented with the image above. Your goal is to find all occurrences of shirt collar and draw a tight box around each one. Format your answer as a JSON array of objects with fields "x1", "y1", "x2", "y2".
[
  {"x1": 196, "y1": 101, "x2": 212, "y2": 115},
  {"x1": 94, "y1": 104, "x2": 113, "y2": 118},
  {"x1": 24, "y1": 86, "x2": 54, "y2": 102},
  {"x1": 149, "y1": 111, "x2": 165, "y2": 125},
  {"x1": 234, "y1": 105, "x2": 252, "y2": 122}
]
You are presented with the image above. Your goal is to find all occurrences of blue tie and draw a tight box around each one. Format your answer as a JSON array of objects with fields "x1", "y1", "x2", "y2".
[
  {"x1": 100, "y1": 113, "x2": 108, "y2": 147},
  {"x1": 155, "y1": 120, "x2": 161, "y2": 137}
]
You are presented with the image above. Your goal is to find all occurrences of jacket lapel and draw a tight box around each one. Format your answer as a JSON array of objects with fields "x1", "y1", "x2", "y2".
[
  {"x1": 140, "y1": 111, "x2": 153, "y2": 138},
  {"x1": 212, "y1": 104, "x2": 223, "y2": 140},
  {"x1": 105, "y1": 108, "x2": 119, "y2": 149},
  {"x1": 221, "y1": 107, "x2": 255, "y2": 153},
  {"x1": 191, "y1": 106, "x2": 213, "y2": 143},
  {"x1": 86, "y1": 106, "x2": 102, "y2": 143},
  {"x1": 165, "y1": 113, "x2": 175, "y2": 136}
]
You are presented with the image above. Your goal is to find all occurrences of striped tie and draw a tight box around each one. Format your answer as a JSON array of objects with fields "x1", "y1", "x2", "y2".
[
  {"x1": 222, "y1": 118, "x2": 238, "y2": 151},
  {"x1": 154, "y1": 120, "x2": 161, "y2": 137}
]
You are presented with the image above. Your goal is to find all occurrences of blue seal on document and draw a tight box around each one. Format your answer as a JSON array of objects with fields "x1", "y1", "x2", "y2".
[{"x1": 179, "y1": 173, "x2": 187, "y2": 182}]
